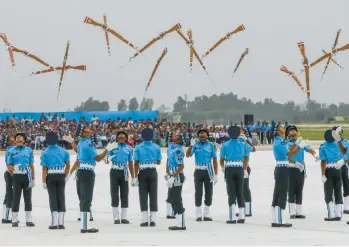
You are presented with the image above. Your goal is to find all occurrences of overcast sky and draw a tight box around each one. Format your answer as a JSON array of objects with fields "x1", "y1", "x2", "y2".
[{"x1": 1, "y1": 0, "x2": 349, "y2": 112}]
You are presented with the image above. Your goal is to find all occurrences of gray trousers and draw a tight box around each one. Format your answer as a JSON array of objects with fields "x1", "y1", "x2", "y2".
[
  {"x1": 194, "y1": 170, "x2": 213, "y2": 207},
  {"x1": 168, "y1": 173, "x2": 185, "y2": 215},
  {"x1": 138, "y1": 169, "x2": 158, "y2": 212},
  {"x1": 3, "y1": 171, "x2": 13, "y2": 208},
  {"x1": 225, "y1": 167, "x2": 244, "y2": 207},
  {"x1": 243, "y1": 166, "x2": 251, "y2": 202},
  {"x1": 110, "y1": 170, "x2": 129, "y2": 208},
  {"x1": 341, "y1": 165, "x2": 349, "y2": 197},
  {"x1": 46, "y1": 174, "x2": 66, "y2": 212},
  {"x1": 324, "y1": 168, "x2": 343, "y2": 204},
  {"x1": 77, "y1": 170, "x2": 95, "y2": 212},
  {"x1": 12, "y1": 174, "x2": 32, "y2": 212},
  {"x1": 288, "y1": 168, "x2": 305, "y2": 204},
  {"x1": 271, "y1": 167, "x2": 289, "y2": 210}
]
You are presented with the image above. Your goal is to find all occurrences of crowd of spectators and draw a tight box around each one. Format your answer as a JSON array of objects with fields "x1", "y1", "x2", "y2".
[{"x1": 0, "y1": 113, "x2": 285, "y2": 150}]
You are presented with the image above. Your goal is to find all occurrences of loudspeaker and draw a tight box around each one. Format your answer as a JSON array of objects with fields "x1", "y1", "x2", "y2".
[{"x1": 244, "y1": 114, "x2": 254, "y2": 125}]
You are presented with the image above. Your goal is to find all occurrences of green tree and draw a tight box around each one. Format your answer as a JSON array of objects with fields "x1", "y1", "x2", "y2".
[
  {"x1": 128, "y1": 98, "x2": 139, "y2": 110},
  {"x1": 74, "y1": 97, "x2": 110, "y2": 112},
  {"x1": 117, "y1": 99, "x2": 127, "y2": 111}
]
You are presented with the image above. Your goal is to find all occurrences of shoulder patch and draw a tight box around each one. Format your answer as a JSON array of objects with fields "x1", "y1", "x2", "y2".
[{"x1": 178, "y1": 157, "x2": 183, "y2": 161}]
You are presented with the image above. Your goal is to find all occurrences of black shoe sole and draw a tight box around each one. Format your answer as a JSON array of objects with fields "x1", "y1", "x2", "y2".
[
  {"x1": 295, "y1": 215, "x2": 306, "y2": 219},
  {"x1": 81, "y1": 228, "x2": 99, "y2": 233},
  {"x1": 169, "y1": 226, "x2": 186, "y2": 230},
  {"x1": 166, "y1": 216, "x2": 176, "y2": 219},
  {"x1": 226, "y1": 220, "x2": 237, "y2": 224},
  {"x1": 203, "y1": 217, "x2": 212, "y2": 221},
  {"x1": 48, "y1": 226, "x2": 59, "y2": 230},
  {"x1": 271, "y1": 223, "x2": 292, "y2": 227}
]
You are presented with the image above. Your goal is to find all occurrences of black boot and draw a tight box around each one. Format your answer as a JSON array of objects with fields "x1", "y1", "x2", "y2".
[
  {"x1": 2, "y1": 219, "x2": 11, "y2": 224},
  {"x1": 12, "y1": 222, "x2": 19, "y2": 227},
  {"x1": 203, "y1": 217, "x2": 212, "y2": 221},
  {"x1": 196, "y1": 217, "x2": 202, "y2": 222},
  {"x1": 271, "y1": 223, "x2": 292, "y2": 227},
  {"x1": 59, "y1": 225, "x2": 65, "y2": 229},
  {"x1": 121, "y1": 219, "x2": 130, "y2": 224},
  {"x1": 114, "y1": 219, "x2": 120, "y2": 224},
  {"x1": 237, "y1": 219, "x2": 245, "y2": 224},
  {"x1": 150, "y1": 222, "x2": 156, "y2": 227},
  {"x1": 166, "y1": 215, "x2": 176, "y2": 219},
  {"x1": 290, "y1": 215, "x2": 296, "y2": 219},
  {"x1": 169, "y1": 225, "x2": 186, "y2": 230},
  {"x1": 226, "y1": 220, "x2": 237, "y2": 224},
  {"x1": 295, "y1": 215, "x2": 306, "y2": 219},
  {"x1": 26, "y1": 222, "x2": 35, "y2": 227},
  {"x1": 81, "y1": 228, "x2": 99, "y2": 233},
  {"x1": 140, "y1": 222, "x2": 149, "y2": 227},
  {"x1": 48, "y1": 225, "x2": 59, "y2": 230}
]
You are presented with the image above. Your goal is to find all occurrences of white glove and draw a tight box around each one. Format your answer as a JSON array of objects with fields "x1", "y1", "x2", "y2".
[
  {"x1": 131, "y1": 177, "x2": 139, "y2": 187},
  {"x1": 295, "y1": 136, "x2": 303, "y2": 145},
  {"x1": 28, "y1": 180, "x2": 35, "y2": 189},
  {"x1": 336, "y1": 159, "x2": 345, "y2": 170},
  {"x1": 105, "y1": 142, "x2": 117, "y2": 152},
  {"x1": 62, "y1": 135, "x2": 74, "y2": 144},
  {"x1": 72, "y1": 173, "x2": 77, "y2": 180},
  {"x1": 42, "y1": 182, "x2": 47, "y2": 189},
  {"x1": 239, "y1": 134, "x2": 247, "y2": 141},
  {"x1": 167, "y1": 176, "x2": 175, "y2": 188},
  {"x1": 297, "y1": 140, "x2": 309, "y2": 149},
  {"x1": 210, "y1": 175, "x2": 218, "y2": 185},
  {"x1": 332, "y1": 130, "x2": 341, "y2": 142},
  {"x1": 314, "y1": 155, "x2": 320, "y2": 162},
  {"x1": 164, "y1": 174, "x2": 170, "y2": 181},
  {"x1": 244, "y1": 170, "x2": 249, "y2": 178},
  {"x1": 65, "y1": 173, "x2": 71, "y2": 182},
  {"x1": 322, "y1": 175, "x2": 327, "y2": 183},
  {"x1": 295, "y1": 162, "x2": 304, "y2": 172},
  {"x1": 190, "y1": 138, "x2": 198, "y2": 146}
]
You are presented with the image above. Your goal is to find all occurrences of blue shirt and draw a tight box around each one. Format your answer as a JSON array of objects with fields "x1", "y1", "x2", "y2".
[
  {"x1": 167, "y1": 142, "x2": 175, "y2": 157},
  {"x1": 287, "y1": 139, "x2": 311, "y2": 163},
  {"x1": 168, "y1": 144, "x2": 185, "y2": 169},
  {"x1": 319, "y1": 141, "x2": 344, "y2": 163},
  {"x1": 7, "y1": 146, "x2": 34, "y2": 169},
  {"x1": 134, "y1": 141, "x2": 162, "y2": 164},
  {"x1": 107, "y1": 143, "x2": 133, "y2": 165},
  {"x1": 40, "y1": 145, "x2": 70, "y2": 168},
  {"x1": 273, "y1": 136, "x2": 289, "y2": 162},
  {"x1": 341, "y1": 138, "x2": 349, "y2": 159},
  {"x1": 220, "y1": 139, "x2": 250, "y2": 161},
  {"x1": 191, "y1": 141, "x2": 217, "y2": 165},
  {"x1": 5, "y1": 146, "x2": 16, "y2": 165},
  {"x1": 77, "y1": 137, "x2": 98, "y2": 165}
]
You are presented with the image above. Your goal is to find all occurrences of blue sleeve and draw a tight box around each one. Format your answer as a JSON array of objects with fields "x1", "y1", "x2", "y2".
[
  {"x1": 319, "y1": 146, "x2": 326, "y2": 161},
  {"x1": 65, "y1": 151, "x2": 70, "y2": 162},
  {"x1": 29, "y1": 149, "x2": 34, "y2": 164},
  {"x1": 134, "y1": 147, "x2": 139, "y2": 161},
  {"x1": 211, "y1": 143, "x2": 217, "y2": 158},
  {"x1": 40, "y1": 153, "x2": 47, "y2": 167},
  {"x1": 157, "y1": 146, "x2": 162, "y2": 161},
  {"x1": 128, "y1": 148, "x2": 133, "y2": 162},
  {"x1": 7, "y1": 151, "x2": 13, "y2": 165},
  {"x1": 5, "y1": 152, "x2": 11, "y2": 165},
  {"x1": 220, "y1": 145, "x2": 226, "y2": 158},
  {"x1": 304, "y1": 145, "x2": 311, "y2": 152},
  {"x1": 244, "y1": 143, "x2": 250, "y2": 157}
]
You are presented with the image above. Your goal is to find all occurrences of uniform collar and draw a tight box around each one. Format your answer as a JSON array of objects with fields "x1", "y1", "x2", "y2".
[{"x1": 143, "y1": 141, "x2": 152, "y2": 144}]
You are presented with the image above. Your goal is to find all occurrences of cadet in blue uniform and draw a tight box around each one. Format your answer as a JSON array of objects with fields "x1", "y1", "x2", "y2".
[
  {"x1": 40, "y1": 131, "x2": 70, "y2": 229},
  {"x1": 133, "y1": 128, "x2": 162, "y2": 227},
  {"x1": 320, "y1": 128, "x2": 347, "y2": 221},
  {"x1": 63, "y1": 135, "x2": 94, "y2": 222},
  {"x1": 271, "y1": 123, "x2": 305, "y2": 228},
  {"x1": 165, "y1": 139, "x2": 176, "y2": 219},
  {"x1": 332, "y1": 126, "x2": 349, "y2": 214},
  {"x1": 220, "y1": 126, "x2": 250, "y2": 224},
  {"x1": 186, "y1": 129, "x2": 218, "y2": 221},
  {"x1": 106, "y1": 131, "x2": 134, "y2": 224},
  {"x1": 2, "y1": 136, "x2": 15, "y2": 224},
  {"x1": 7, "y1": 133, "x2": 35, "y2": 227},
  {"x1": 73, "y1": 124, "x2": 117, "y2": 233},
  {"x1": 239, "y1": 127, "x2": 256, "y2": 217},
  {"x1": 166, "y1": 133, "x2": 186, "y2": 230},
  {"x1": 286, "y1": 125, "x2": 318, "y2": 219}
]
